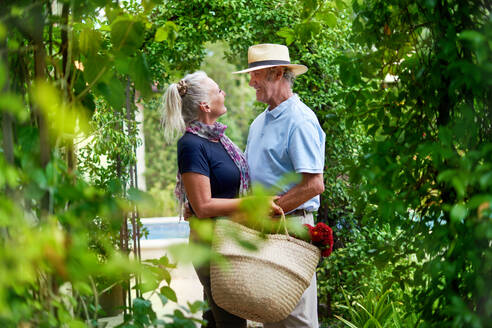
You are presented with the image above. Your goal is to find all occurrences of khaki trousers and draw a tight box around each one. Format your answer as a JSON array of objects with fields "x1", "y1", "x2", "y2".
[{"x1": 263, "y1": 212, "x2": 319, "y2": 328}]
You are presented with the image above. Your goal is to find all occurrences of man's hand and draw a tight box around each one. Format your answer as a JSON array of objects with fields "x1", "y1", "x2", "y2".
[{"x1": 270, "y1": 196, "x2": 284, "y2": 217}]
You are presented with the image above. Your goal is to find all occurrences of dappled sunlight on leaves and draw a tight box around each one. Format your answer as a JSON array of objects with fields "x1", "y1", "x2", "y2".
[{"x1": 32, "y1": 81, "x2": 89, "y2": 139}]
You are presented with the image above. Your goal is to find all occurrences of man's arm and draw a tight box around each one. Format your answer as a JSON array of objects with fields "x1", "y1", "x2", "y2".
[{"x1": 275, "y1": 173, "x2": 324, "y2": 213}]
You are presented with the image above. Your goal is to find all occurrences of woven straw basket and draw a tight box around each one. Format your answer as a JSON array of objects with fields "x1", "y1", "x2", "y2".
[{"x1": 210, "y1": 217, "x2": 320, "y2": 323}]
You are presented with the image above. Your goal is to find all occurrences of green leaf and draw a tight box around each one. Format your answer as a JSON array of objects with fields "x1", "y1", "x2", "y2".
[
  {"x1": 276, "y1": 27, "x2": 296, "y2": 46},
  {"x1": 158, "y1": 294, "x2": 168, "y2": 306},
  {"x1": 167, "y1": 242, "x2": 213, "y2": 268},
  {"x1": 0, "y1": 92, "x2": 28, "y2": 121},
  {"x1": 334, "y1": 314, "x2": 359, "y2": 328},
  {"x1": 114, "y1": 53, "x2": 130, "y2": 75},
  {"x1": 439, "y1": 127, "x2": 452, "y2": 146},
  {"x1": 142, "y1": 0, "x2": 159, "y2": 13},
  {"x1": 468, "y1": 194, "x2": 492, "y2": 208},
  {"x1": 83, "y1": 54, "x2": 110, "y2": 85},
  {"x1": 296, "y1": 22, "x2": 321, "y2": 43},
  {"x1": 0, "y1": 22, "x2": 6, "y2": 41},
  {"x1": 73, "y1": 281, "x2": 93, "y2": 296},
  {"x1": 301, "y1": 0, "x2": 318, "y2": 19},
  {"x1": 479, "y1": 171, "x2": 492, "y2": 189},
  {"x1": 237, "y1": 238, "x2": 259, "y2": 251},
  {"x1": 161, "y1": 267, "x2": 172, "y2": 285},
  {"x1": 324, "y1": 12, "x2": 338, "y2": 28},
  {"x1": 0, "y1": 61, "x2": 6, "y2": 89},
  {"x1": 154, "y1": 21, "x2": 178, "y2": 47},
  {"x1": 111, "y1": 18, "x2": 145, "y2": 55},
  {"x1": 157, "y1": 256, "x2": 170, "y2": 267},
  {"x1": 79, "y1": 28, "x2": 102, "y2": 55},
  {"x1": 450, "y1": 204, "x2": 467, "y2": 222},
  {"x1": 335, "y1": 0, "x2": 347, "y2": 9},
  {"x1": 437, "y1": 170, "x2": 457, "y2": 183},
  {"x1": 32, "y1": 81, "x2": 89, "y2": 137},
  {"x1": 133, "y1": 297, "x2": 152, "y2": 314},
  {"x1": 187, "y1": 300, "x2": 207, "y2": 314},
  {"x1": 408, "y1": 3, "x2": 418, "y2": 14},
  {"x1": 459, "y1": 31, "x2": 485, "y2": 46},
  {"x1": 129, "y1": 52, "x2": 152, "y2": 98},
  {"x1": 74, "y1": 74, "x2": 95, "y2": 112},
  {"x1": 160, "y1": 286, "x2": 177, "y2": 302},
  {"x1": 154, "y1": 27, "x2": 167, "y2": 42},
  {"x1": 68, "y1": 320, "x2": 87, "y2": 328},
  {"x1": 189, "y1": 218, "x2": 214, "y2": 243},
  {"x1": 451, "y1": 176, "x2": 466, "y2": 198},
  {"x1": 95, "y1": 79, "x2": 125, "y2": 110}
]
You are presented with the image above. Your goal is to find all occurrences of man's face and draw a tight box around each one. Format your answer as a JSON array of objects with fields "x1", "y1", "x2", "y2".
[{"x1": 248, "y1": 68, "x2": 276, "y2": 105}]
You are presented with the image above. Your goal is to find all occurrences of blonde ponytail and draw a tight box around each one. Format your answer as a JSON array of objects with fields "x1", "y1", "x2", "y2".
[
  {"x1": 161, "y1": 83, "x2": 185, "y2": 143},
  {"x1": 160, "y1": 71, "x2": 210, "y2": 143}
]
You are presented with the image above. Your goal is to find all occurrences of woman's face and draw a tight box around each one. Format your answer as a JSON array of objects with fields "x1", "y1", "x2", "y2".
[{"x1": 204, "y1": 77, "x2": 227, "y2": 118}]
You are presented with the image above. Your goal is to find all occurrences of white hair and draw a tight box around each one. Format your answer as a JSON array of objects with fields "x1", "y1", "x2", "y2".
[
  {"x1": 283, "y1": 68, "x2": 296, "y2": 86},
  {"x1": 160, "y1": 71, "x2": 210, "y2": 143},
  {"x1": 267, "y1": 67, "x2": 296, "y2": 87}
]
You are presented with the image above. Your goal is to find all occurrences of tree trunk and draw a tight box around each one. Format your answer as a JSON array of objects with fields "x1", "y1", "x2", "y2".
[
  {"x1": 60, "y1": 3, "x2": 76, "y2": 176},
  {"x1": 435, "y1": 1, "x2": 451, "y2": 128},
  {"x1": 1, "y1": 30, "x2": 14, "y2": 168},
  {"x1": 30, "y1": 1, "x2": 51, "y2": 215}
]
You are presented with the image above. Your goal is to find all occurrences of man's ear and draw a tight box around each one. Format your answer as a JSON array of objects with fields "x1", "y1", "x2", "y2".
[
  {"x1": 199, "y1": 102, "x2": 210, "y2": 113},
  {"x1": 274, "y1": 67, "x2": 285, "y2": 80}
]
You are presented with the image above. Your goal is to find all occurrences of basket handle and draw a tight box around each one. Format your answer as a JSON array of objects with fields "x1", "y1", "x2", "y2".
[{"x1": 275, "y1": 208, "x2": 290, "y2": 236}]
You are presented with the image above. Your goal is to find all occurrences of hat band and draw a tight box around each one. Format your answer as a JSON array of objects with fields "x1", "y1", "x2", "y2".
[{"x1": 248, "y1": 60, "x2": 291, "y2": 68}]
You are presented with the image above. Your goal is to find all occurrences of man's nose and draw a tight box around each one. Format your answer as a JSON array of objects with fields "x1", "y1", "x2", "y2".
[{"x1": 248, "y1": 77, "x2": 254, "y2": 87}]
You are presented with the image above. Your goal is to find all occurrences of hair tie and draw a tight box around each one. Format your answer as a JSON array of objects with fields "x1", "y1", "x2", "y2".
[{"x1": 177, "y1": 80, "x2": 188, "y2": 97}]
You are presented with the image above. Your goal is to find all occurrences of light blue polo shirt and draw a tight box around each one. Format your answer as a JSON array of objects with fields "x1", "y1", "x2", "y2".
[{"x1": 245, "y1": 94, "x2": 326, "y2": 212}]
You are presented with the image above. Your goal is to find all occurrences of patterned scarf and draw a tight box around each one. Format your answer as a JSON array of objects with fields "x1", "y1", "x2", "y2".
[{"x1": 175, "y1": 120, "x2": 251, "y2": 217}]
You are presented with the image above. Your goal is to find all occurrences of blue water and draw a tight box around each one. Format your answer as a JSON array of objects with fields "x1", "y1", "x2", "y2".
[{"x1": 142, "y1": 221, "x2": 190, "y2": 240}]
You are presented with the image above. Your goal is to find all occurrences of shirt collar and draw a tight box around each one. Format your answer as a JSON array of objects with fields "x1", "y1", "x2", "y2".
[{"x1": 266, "y1": 94, "x2": 299, "y2": 119}]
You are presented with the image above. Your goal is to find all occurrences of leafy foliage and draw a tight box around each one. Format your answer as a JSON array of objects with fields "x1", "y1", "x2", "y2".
[
  {"x1": 306, "y1": 0, "x2": 492, "y2": 326},
  {"x1": 0, "y1": 0, "x2": 203, "y2": 326}
]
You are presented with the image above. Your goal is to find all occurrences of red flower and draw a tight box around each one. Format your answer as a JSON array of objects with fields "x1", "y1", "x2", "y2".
[
  {"x1": 303, "y1": 222, "x2": 334, "y2": 258},
  {"x1": 311, "y1": 222, "x2": 333, "y2": 246},
  {"x1": 321, "y1": 247, "x2": 332, "y2": 257}
]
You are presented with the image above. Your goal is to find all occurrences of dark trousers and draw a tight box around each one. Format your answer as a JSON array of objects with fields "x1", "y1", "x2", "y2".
[{"x1": 195, "y1": 265, "x2": 247, "y2": 328}]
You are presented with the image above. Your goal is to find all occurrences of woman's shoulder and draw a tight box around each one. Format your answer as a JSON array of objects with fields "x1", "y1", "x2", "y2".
[
  {"x1": 178, "y1": 133, "x2": 206, "y2": 151},
  {"x1": 178, "y1": 132, "x2": 202, "y2": 144}
]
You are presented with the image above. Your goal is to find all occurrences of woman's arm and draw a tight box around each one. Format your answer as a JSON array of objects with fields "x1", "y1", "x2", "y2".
[{"x1": 182, "y1": 172, "x2": 242, "y2": 219}]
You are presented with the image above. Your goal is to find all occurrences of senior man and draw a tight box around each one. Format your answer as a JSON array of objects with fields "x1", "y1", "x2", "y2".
[{"x1": 234, "y1": 44, "x2": 325, "y2": 328}]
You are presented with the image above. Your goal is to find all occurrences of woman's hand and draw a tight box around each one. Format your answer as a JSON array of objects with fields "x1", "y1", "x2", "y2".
[{"x1": 183, "y1": 202, "x2": 193, "y2": 221}]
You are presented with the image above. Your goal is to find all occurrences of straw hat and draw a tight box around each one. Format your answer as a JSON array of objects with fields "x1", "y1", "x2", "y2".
[{"x1": 233, "y1": 44, "x2": 308, "y2": 76}]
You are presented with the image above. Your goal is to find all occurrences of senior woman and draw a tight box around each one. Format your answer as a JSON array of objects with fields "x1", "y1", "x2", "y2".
[{"x1": 160, "y1": 71, "x2": 258, "y2": 328}]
